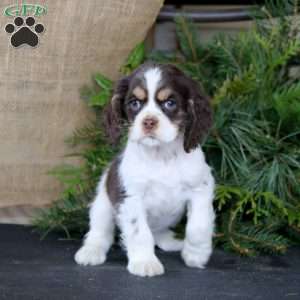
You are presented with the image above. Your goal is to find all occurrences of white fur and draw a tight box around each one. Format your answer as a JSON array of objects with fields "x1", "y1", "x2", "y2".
[
  {"x1": 75, "y1": 67, "x2": 215, "y2": 277},
  {"x1": 74, "y1": 171, "x2": 115, "y2": 266},
  {"x1": 154, "y1": 230, "x2": 184, "y2": 252}
]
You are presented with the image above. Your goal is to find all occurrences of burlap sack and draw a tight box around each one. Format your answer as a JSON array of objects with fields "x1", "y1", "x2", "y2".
[{"x1": 0, "y1": 0, "x2": 163, "y2": 221}]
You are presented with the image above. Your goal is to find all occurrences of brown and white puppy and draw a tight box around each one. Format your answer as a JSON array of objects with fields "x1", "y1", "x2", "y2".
[{"x1": 75, "y1": 63, "x2": 215, "y2": 277}]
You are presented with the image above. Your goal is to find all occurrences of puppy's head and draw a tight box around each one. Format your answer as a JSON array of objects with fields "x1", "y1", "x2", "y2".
[{"x1": 103, "y1": 63, "x2": 212, "y2": 152}]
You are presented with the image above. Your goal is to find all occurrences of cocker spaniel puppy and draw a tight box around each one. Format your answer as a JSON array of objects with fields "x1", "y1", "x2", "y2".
[{"x1": 75, "y1": 63, "x2": 215, "y2": 277}]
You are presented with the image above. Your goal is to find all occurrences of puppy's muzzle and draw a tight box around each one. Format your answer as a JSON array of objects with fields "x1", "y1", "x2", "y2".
[{"x1": 142, "y1": 116, "x2": 158, "y2": 133}]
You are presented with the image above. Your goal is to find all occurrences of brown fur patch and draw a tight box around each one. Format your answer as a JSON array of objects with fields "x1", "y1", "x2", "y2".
[
  {"x1": 132, "y1": 86, "x2": 146, "y2": 101},
  {"x1": 106, "y1": 156, "x2": 126, "y2": 205},
  {"x1": 157, "y1": 88, "x2": 172, "y2": 102}
]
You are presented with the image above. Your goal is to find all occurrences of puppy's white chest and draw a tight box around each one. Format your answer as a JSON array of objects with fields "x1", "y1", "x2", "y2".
[
  {"x1": 120, "y1": 144, "x2": 207, "y2": 232},
  {"x1": 143, "y1": 181, "x2": 187, "y2": 232}
]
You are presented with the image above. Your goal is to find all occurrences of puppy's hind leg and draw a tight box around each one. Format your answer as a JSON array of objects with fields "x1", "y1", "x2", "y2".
[
  {"x1": 75, "y1": 172, "x2": 115, "y2": 266},
  {"x1": 154, "y1": 230, "x2": 184, "y2": 252}
]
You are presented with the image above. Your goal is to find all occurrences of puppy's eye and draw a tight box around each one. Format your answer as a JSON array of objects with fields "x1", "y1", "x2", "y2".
[
  {"x1": 128, "y1": 99, "x2": 142, "y2": 112},
  {"x1": 162, "y1": 99, "x2": 177, "y2": 111}
]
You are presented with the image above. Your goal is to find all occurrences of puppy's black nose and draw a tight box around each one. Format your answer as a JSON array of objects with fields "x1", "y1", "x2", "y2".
[{"x1": 142, "y1": 117, "x2": 158, "y2": 132}]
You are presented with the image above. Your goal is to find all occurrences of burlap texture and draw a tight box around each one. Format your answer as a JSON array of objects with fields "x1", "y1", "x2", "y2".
[{"x1": 0, "y1": 0, "x2": 163, "y2": 209}]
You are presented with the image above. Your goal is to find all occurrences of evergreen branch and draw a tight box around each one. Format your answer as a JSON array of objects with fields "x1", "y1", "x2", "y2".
[{"x1": 175, "y1": 16, "x2": 199, "y2": 62}]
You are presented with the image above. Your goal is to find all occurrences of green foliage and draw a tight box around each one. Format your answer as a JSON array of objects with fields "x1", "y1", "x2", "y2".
[
  {"x1": 88, "y1": 74, "x2": 113, "y2": 107},
  {"x1": 121, "y1": 42, "x2": 145, "y2": 75},
  {"x1": 34, "y1": 2, "x2": 300, "y2": 255},
  {"x1": 215, "y1": 185, "x2": 290, "y2": 255},
  {"x1": 274, "y1": 83, "x2": 300, "y2": 130}
]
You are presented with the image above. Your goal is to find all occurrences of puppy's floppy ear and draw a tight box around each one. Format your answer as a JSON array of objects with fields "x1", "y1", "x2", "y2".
[
  {"x1": 103, "y1": 76, "x2": 129, "y2": 145},
  {"x1": 183, "y1": 78, "x2": 212, "y2": 153}
]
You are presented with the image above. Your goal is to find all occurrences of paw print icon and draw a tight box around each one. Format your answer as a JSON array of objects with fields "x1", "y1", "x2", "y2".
[{"x1": 5, "y1": 16, "x2": 45, "y2": 48}]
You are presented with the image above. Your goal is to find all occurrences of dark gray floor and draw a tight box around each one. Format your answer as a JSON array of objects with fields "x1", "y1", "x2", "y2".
[{"x1": 0, "y1": 224, "x2": 300, "y2": 300}]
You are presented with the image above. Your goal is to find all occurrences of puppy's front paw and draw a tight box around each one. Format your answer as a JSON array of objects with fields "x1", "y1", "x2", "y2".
[
  {"x1": 128, "y1": 256, "x2": 165, "y2": 277},
  {"x1": 74, "y1": 245, "x2": 106, "y2": 266},
  {"x1": 181, "y1": 244, "x2": 212, "y2": 269}
]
